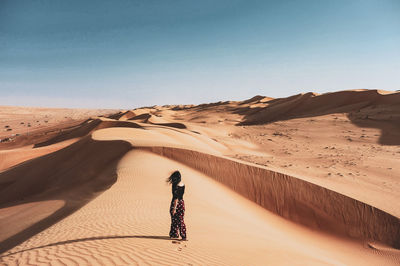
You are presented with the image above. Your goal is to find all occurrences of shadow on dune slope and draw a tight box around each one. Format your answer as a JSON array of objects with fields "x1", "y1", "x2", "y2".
[
  {"x1": 153, "y1": 122, "x2": 187, "y2": 129},
  {"x1": 237, "y1": 90, "x2": 400, "y2": 145},
  {"x1": 0, "y1": 136, "x2": 132, "y2": 253}
]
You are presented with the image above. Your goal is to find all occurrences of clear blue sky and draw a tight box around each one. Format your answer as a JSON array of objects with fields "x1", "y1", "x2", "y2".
[{"x1": 1, "y1": 0, "x2": 399, "y2": 108}]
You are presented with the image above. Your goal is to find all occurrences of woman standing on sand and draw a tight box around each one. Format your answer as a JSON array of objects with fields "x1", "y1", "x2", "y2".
[{"x1": 167, "y1": 170, "x2": 187, "y2": 240}]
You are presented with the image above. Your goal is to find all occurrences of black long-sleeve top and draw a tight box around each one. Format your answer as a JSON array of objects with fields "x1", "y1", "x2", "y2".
[{"x1": 172, "y1": 185, "x2": 185, "y2": 200}]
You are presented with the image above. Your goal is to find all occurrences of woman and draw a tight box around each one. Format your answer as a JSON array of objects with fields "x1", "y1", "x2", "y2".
[{"x1": 167, "y1": 170, "x2": 187, "y2": 240}]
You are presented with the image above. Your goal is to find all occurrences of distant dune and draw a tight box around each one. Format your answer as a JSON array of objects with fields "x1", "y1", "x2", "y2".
[{"x1": 1, "y1": 90, "x2": 400, "y2": 265}]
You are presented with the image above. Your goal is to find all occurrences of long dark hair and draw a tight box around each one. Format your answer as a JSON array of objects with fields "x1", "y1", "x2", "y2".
[{"x1": 167, "y1": 170, "x2": 181, "y2": 187}]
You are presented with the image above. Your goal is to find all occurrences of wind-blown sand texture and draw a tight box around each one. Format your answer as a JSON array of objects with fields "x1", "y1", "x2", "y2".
[{"x1": 1, "y1": 89, "x2": 399, "y2": 265}]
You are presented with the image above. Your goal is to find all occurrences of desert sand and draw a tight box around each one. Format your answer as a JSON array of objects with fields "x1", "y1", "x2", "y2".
[{"x1": 1, "y1": 89, "x2": 399, "y2": 265}]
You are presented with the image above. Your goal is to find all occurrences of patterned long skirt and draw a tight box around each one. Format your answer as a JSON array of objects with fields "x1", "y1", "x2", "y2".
[{"x1": 169, "y1": 199, "x2": 187, "y2": 239}]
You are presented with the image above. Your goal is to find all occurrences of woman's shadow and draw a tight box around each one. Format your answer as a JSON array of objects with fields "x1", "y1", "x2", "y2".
[{"x1": 1, "y1": 235, "x2": 181, "y2": 258}]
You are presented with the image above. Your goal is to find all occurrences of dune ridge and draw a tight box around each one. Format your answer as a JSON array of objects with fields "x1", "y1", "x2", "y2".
[{"x1": 146, "y1": 146, "x2": 400, "y2": 248}]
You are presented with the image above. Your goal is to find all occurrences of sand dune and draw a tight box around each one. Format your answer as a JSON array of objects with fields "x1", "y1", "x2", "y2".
[
  {"x1": 2, "y1": 139, "x2": 399, "y2": 265},
  {"x1": 127, "y1": 112, "x2": 187, "y2": 129},
  {"x1": 236, "y1": 90, "x2": 400, "y2": 145},
  {"x1": 117, "y1": 110, "x2": 138, "y2": 121},
  {"x1": 0, "y1": 139, "x2": 76, "y2": 172},
  {"x1": 1, "y1": 89, "x2": 399, "y2": 264},
  {"x1": 237, "y1": 90, "x2": 400, "y2": 125},
  {"x1": 34, "y1": 118, "x2": 142, "y2": 148}
]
